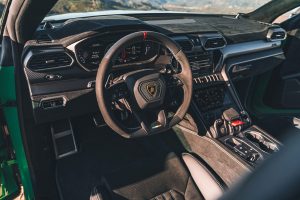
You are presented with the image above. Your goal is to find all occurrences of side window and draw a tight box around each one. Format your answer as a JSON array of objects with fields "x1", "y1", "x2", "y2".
[
  {"x1": 0, "y1": 0, "x2": 6, "y2": 14},
  {"x1": 273, "y1": 6, "x2": 300, "y2": 24},
  {"x1": 0, "y1": 0, "x2": 11, "y2": 37}
]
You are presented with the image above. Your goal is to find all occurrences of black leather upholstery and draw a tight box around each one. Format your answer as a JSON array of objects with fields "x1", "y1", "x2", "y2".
[{"x1": 90, "y1": 153, "x2": 224, "y2": 200}]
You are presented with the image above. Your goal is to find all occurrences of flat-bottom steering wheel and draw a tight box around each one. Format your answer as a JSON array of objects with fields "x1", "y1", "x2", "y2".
[{"x1": 96, "y1": 31, "x2": 192, "y2": 138}]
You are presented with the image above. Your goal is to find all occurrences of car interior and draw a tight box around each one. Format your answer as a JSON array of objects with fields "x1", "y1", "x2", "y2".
[{"x1": 3, "y1": 0, "x2": 300, "y2": 199}]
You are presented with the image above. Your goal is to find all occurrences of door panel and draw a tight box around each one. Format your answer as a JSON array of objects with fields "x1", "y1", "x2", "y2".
[
  {"x1": 249, "y1": 71, "x2": 300, "y2": 116},
  {"x1": 256, "y1": 16, "x2": 300, "y2": 111},
  {"x1": 0, "y1": 65, "x2": 34, "y2": 200},
  {"x1": 269, "y1": 28, "x2": 300, "y2": 108},
  {"x1": 0, "y1": 111, "x2": 19, "y2": 200}
]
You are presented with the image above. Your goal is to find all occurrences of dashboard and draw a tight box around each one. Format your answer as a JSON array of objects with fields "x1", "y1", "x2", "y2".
[{"x1": 22, "y1": 13, "x2": 286, "y2": 124}]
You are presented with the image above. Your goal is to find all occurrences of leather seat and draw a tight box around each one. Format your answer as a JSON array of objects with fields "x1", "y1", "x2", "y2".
[
  {"x1": 90, "y1": 153, "x2": 225, "y2": 200},
  {"x1": 182, "y1": 153, "x2": 224, "y2": 200}
]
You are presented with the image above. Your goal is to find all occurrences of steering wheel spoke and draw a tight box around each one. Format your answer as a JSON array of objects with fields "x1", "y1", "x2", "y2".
[
  {"x1": 162, "y1": 72, "x2": 183, "y2": 89},
  {"x1": 173, "y1": 72, "x2": 185, "y2": 86},
  {"x1": 156, "y1": 109, "x2": 168, "y2": 128},
  {"x1": 106, "y1": 74, "x2": 125, "y2": 89},
  {"x1": 132, "y1": 108, "x2": 169, "y2": 136},
  {"x1": 106, "y1": 76, "x2": 130, "y2": 101}
]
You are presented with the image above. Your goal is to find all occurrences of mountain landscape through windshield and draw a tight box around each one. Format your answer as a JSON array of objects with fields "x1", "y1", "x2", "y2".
[
  {"x1": 48, "y1": 0, "x2": 270, "y2": 15},
  {"x1": 0, "y1": 0, "x2": 270, "y2": 17}
]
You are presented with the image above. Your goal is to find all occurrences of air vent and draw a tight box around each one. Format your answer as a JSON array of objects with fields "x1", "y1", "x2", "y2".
[
  {"x1": 176, "y1": 40, "x2": 193, "y2": 52},
  {"x1": 267, "y1": 28, "x2": 286, "y2": 41},
  {"x1": 36, "y1": 33, "x2": 52, "y2": 43},
  {"x1": 42, "y1": 21, "x2": 55, "y2": 30},
  {"x1": 199, "y1": 33, "x2": 227, "y2": 50},
  {"x1": 204, "y1": 38, "x2": 226, "y2": 49},
  {"x1": 40, "y1": 97, "x2": 66, "y2": 109},
  {"x1": 26, "y1": 50, "x2": 73, "y2": 72}
]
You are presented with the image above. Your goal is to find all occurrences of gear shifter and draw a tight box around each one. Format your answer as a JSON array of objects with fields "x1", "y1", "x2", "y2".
[
  {"x1": 210, "y1": 108, "x2": 248, "y2": 138},
  {"x1": 210, "y1": 119, "x2": 226, "y2": 138}
]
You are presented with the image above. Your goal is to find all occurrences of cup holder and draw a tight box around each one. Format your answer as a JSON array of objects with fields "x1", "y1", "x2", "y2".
[{"x1": 244, "y1": 131, "x2": 279, "y2": 154}]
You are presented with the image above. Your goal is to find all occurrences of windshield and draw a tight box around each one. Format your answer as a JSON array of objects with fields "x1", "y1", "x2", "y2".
[{"x1": 48, "y1": 0, "x2": 271, "y2": 16}]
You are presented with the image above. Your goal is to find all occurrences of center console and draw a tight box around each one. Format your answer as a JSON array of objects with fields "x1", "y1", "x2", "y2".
[
  {"x1": 219, "y1": 126, "x2": 280, "y2": 163},
  {"x1": 184, "y1": 48, "x2": 281, "y2": 167},
  {"x1": 192, "y1": 73, "x2": 281, "y2": 166},
  {"x1": 173, "y1": 32, "x2": 283, "y2": 167},
  {"x1": 193, "y1": 78, "x2": 241, "y2": 128},
  {"x1": 212, "y1": 108, "x2": 280, "y2": 165}
]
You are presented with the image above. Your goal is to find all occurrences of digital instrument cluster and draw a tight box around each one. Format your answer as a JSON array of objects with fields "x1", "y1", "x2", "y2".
[{"x1": 75, "y1": 35, "x2": 160, "y2": 71}]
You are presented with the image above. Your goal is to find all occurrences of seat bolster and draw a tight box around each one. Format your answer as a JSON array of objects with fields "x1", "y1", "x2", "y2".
[
  {"x1": 90, "y1": 186, "x2": 110, "y2": 200},
  {"x1": 182, "y1": 153, "x2": 223, "y2": 200}
]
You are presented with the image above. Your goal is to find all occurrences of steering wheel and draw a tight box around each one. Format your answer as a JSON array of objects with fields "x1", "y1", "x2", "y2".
[{"x1": 95, "y1": 31, "x2": 192, "y2": 138}]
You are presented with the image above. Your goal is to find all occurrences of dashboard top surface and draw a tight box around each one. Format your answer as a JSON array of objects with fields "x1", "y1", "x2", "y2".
[
  {"x1": 30, "y1": 13, "x2": 274, "y2": 46},
  {"x1": 23, "y1": 13, "x2": 284, "y2": 85}
]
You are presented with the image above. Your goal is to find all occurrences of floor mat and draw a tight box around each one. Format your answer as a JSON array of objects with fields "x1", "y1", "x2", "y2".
[
  {"x1": 102, "y1": 153, "x2": 199, "y2": 200},
  {"x1": 56, "y1": 116, "x2": 183, "y2": 200}
]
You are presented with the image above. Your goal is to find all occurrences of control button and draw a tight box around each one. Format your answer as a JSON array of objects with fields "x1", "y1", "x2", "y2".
[
  {"x1": 204, "y1": 76, "x2": 208, "y2": 82},
  {"x1": 112, "y1": 93, "x2": 117, "y2": 100},
  {"x1": 40, "y1": 97, "x2": 66, "y2": 109},
  {"x1": 197, "y1": 77, "x2": 202, "y2": 83},
  {"x1": 208, "y1": 75, "x2": 212, "y2": 82},
  {"x1": 231, "y1": 120, "x2": 245, "y2": 127},
  {"x1": 211, "y1": 75, "x2": 215, "y2": 81},
  {"x1": 45, "y1": 74, "x2": 63, "y2": 81},
  {"x1": 87, "y1": 80, "x2": 96, "y2": 88},
  {"x1": 247, "y1": 153, "x2": 260, "y2": 162}
]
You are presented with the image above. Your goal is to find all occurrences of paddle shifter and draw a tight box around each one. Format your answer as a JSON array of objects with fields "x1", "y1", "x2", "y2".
[{"x1": 210, "y1": 108, "x2": 250, "y2": 138}]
